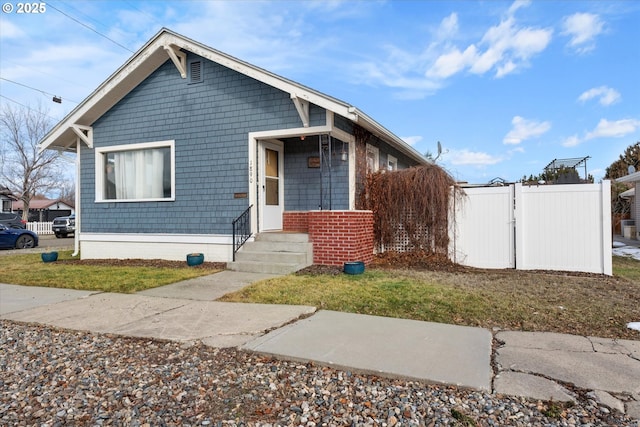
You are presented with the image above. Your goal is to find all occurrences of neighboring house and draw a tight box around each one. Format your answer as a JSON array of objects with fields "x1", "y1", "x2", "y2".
[
  {"x1": 0, "y1": 186, "x2": 16, "y2": 213},
  {"x1": 619, "y1": 187, "x2": 635, "y2": 214},
  {"x1": 39, "y1": 28, "x2": 428, "y2": 262},
  {"x1": 13, "y1": 199, "x2": 75, "y2": 222},
  {"x1": 616, "y1": 171, "x2": 640, "y2": 239}
]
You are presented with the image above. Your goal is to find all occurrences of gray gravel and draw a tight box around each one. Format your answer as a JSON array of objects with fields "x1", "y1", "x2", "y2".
[{"x1": 1, "y1": 319, "x2": 637, "y2": 426}]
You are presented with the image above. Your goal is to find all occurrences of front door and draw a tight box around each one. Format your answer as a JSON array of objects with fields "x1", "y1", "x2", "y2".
[{"x1": 260, "y1": 141, "x2": 283, "y2": 230}]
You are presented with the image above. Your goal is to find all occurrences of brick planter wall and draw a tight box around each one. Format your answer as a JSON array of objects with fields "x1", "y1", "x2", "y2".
[
  {"x1": 282, "y1": 211, "x2": 310, "y2": 232},
  {"x1": 284, "y1": 210, "x2": 374, "y2": 266}
]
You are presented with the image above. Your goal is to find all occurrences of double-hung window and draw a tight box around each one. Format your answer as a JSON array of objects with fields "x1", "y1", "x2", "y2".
[{"x1": 96, "y1": 140, "x2": 175, "y2": 202}]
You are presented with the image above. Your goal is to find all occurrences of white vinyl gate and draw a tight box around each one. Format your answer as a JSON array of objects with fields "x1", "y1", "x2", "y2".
[{"x1": 450, "y1": 182, "x2": 612, "y2": 275}]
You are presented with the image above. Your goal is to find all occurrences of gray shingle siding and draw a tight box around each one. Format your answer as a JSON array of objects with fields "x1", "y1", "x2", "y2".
[
  {"x1": 283, "y1": 138, "x2": 349, "y2": 211},
  {"x1": 334, "y1": 113, "x2": 419, "y2": 170},
  {"x1": 79, "y1": 50, "x2": 420, "y2": 236},
  {"x1": 82, "y1": 54, "x2": 315, "y2": 235}
]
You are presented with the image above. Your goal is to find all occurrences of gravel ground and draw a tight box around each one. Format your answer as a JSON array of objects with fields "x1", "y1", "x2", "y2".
[{"x1": 1, "y1": 320, "x2": 637, "y2": 426}]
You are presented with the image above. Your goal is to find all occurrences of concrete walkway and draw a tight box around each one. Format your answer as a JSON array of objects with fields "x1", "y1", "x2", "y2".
[
  {"x1": 243, "y1": 310, "x2": 493, "y2": 391},
  {"x1": 0, "y1": 276, "x2": 316, "y2": 348},
  {"x1": 1, "y1": 272, "x2": 639, "y2": 419}
]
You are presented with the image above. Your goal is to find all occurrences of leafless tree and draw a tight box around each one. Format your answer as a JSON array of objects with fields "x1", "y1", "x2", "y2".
[
  {"x1": 56, "y1": 178, "x2": 76, "y2": 206},
  {"x1": 0, "y1": 103, "x2": 64, "y2": 220}
]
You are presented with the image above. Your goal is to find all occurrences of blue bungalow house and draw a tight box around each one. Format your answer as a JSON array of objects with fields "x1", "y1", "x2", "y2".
[{"x1": 39, "y1": 28, "x2": 428, "y2": 270}]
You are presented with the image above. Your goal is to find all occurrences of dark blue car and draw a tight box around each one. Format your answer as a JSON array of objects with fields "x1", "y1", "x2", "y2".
[{"x1": 0, "y1": 223, "x2": 38, "y2": 249}]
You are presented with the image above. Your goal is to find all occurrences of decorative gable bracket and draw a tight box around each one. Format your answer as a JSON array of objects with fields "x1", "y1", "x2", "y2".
[
  {"x1": 291, "y1": 94, "x2": 310, "y2": 128},
  {"x1": 71, "y1": 124, "x2": 93, "y2": 148},
  {"x1": 164, "y1": 44, "x2": 187, "y2": 78}
]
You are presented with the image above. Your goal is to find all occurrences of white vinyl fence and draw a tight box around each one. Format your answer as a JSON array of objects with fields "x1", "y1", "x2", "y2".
[
  {"x1": 27, "y1": 222, "x2": 53, "y2": 235},
  {"x1": 450, "y1": 182, "x2": 612, "y2": 275}
]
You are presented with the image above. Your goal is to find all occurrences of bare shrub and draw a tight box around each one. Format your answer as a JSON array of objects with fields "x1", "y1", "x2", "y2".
[{"x1": 359, "y1": 165, "x2": 463, "y2": 256}]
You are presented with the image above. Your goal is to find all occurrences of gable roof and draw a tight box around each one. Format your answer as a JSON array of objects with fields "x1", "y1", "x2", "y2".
[
  {"x1": 0, "y1": 186, "x2": 16, "y2": 199},
  {"x1": 39, "y1": 28, "x2": 427, "y2": 165},
  {"x1": 13, "y1": 199, "x2": 74, "y2": 210}
]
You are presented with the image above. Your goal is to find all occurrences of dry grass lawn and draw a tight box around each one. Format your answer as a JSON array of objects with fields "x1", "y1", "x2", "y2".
[{"x1": 221, "y1": 255, "x2": 640, "y2": 340}]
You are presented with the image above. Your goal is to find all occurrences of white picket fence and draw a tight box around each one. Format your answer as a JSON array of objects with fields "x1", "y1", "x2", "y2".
[
  {"x1": 27, "y1": 222, "x2": 54, "y2": 235},
  {"x1": 449, "y1": 182, "x2": 612, "y2": 275}
]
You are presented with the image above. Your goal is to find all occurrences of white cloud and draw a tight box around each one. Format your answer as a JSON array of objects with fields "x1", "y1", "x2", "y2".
[
  {"x1": 562, "y1": 12, "x2": 604, "y2": 53},
  {"x1": 562, "y1": 135, "x2": 582, "y2": 147},
  {"x1": 503, "y1": 116, "x2": 551, "y2": 145},
  {"x1": 578, "y1": 86, "x2": 621, "y2": 106},
  {"x1": 563, "y1": 118, "x2": 640, "y2": 147},
  {"x1": 437, "y1": 12, "x2": 459, "y2": 40},
  {"x1": 401, "y1": 136, "x2": 423, "y2": 146},
  {"x1": 427, "y1": 45, "x2": 478, "y2": 79},
  {"x1": 448, "y1": 149, "x2": 502, "y2": 166},
  {"x1": 168, "y1": 1, "x2": 341, "y2": 74},
  {"x1": 508, "y1": 0, "x2": 532, "y2": 15},
  {"x1": 0, "y1": 19, "x2": 24, "y2": 39},
  {"x1": 357, "y1": 1, "x2": 552, "y2": 97},
  {"x1": 585, "y1": 118, "x2": 640, "y2": 140},
  {"x1": 427, "y1": 4, "x2": 552, "y2": 80}
]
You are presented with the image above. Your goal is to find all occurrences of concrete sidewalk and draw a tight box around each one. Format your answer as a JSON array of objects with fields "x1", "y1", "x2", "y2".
[
  {"x1": 243, "y1": 310, "x2": 493, "y2": 390},
  {"x1": 0, "y1": 279, "x2": 316, "y2": 348},
  {"x1": 1, "y1": 272, "x2": 639, "y2": 419}
]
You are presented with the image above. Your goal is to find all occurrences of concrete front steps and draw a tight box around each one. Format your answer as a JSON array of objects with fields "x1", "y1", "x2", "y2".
[{"x1": 227, "y1": 232, "x2": 313, "y2": 275}]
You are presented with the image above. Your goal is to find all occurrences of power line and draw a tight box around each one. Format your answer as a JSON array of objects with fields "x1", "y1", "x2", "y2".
[
  {"x1": 124, "y1": 1, "x2": 164, "y2": 27},
  {"x1": 0, "y1": 77, "x2": 80, "y2": 104},
  {"x1": 58, "y1": 0, "x2": 135, "y2": 45},
  {"x1": 47, "y1": 3, "x2": 135, "y2": 54},
  {"x1": 0, "y1": 59, "x2": 93, "y2": 91},
  {"x1": 0, "y1": 95, "x2": 63, "y2": 121}
]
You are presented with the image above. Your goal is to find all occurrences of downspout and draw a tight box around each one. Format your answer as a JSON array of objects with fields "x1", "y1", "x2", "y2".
[{"x1": 72, "y1": 139, "x2": 80, "y2": 257}]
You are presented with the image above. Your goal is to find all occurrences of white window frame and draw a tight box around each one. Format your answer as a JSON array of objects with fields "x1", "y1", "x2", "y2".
[
  {"x1": 387, "y1": 154, "x2": 398, "y2": 171},
  {"x1": 95, "y1": 140, "x2": 175, "y2": 203},
  {"x1": 366, "y1": 144, "x2": 380, "y2": 173}
]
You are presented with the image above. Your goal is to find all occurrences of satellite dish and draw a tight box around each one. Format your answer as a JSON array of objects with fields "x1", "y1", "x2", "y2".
[
  {"x1": 629, "y1": 165, "x2": 637, "y2": 174},
  {"x1": 432, "y1": 141, "x2": 443, "y2": 162}
]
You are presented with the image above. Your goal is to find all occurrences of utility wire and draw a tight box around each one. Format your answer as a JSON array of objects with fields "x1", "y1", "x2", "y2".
[
  {"x1": 0, "y1": 77, "x2": 80, "y2": 104},
  {"x1": 47, "y1": 3, "x2": 135, "y2": 53},
  {"x1": 0, "y1": 95, "x2": 63, "y2": 121},
  {"x1": 0, "y1": 59, "x2": 93, "y2": 91},
  {"x1": 124, "y1": 1, "x2": 164, "y2": 27}
]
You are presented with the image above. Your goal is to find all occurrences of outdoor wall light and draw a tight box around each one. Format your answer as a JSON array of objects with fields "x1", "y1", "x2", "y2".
[{"x1": 340, "y1": 141, "x2": 348, "y2": 161}]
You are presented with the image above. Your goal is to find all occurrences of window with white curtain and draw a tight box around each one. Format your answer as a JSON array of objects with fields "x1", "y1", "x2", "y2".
[{"x1": 96, "y1": 141, "x2": 174, "y2": 202}]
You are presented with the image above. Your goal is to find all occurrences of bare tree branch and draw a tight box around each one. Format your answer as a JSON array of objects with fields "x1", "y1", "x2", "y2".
[{"x1": 0, "y1": 103, "x2": 65, "y2": 220}]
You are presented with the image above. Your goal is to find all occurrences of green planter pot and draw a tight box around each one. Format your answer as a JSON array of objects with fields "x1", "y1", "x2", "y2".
[
  {"x1": 186, "y1": 253, "x2": 204, "y2": 266},
  {"x1": 343, "y1": 261, "x2": 365, "y2": 275},
  {"x1": 41, "y1": 252, "x2": 59, "y2": 263}
]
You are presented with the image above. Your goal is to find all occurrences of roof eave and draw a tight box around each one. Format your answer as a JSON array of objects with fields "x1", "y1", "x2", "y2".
[
  {"x1": 39, "y1": 28, "x2": 173, "y2": 152},
  {"x1": 39, "y1": 28, "x2": 427, "y2": 165},
  {"x1": 350, "y1": 107, "x2": 428, "y2": 166},
  {"x1": 616, "y1": 171, "x2": 640, "y2": 183}
]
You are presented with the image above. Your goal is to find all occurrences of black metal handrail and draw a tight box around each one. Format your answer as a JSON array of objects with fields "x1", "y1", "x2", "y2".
[{"x1": 232, "y1": 204, "x2": 252, "y2": 261}]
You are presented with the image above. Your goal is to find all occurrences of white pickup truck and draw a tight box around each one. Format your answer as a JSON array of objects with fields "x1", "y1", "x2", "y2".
[{"x1": 52, "y1": 214, "x2": 75, "y2": 238}]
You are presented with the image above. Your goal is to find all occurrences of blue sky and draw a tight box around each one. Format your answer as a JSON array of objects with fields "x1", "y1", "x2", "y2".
[{"x1": 1, "y1": 0, "x2": 639, "y2": 183}]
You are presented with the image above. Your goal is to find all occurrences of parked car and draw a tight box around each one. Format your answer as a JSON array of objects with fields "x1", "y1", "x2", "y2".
[
  {"x1": 0, "y1": 223, "x2": 38, "y2": 249},
  {"x1": 52, "y1": 214, "x2": 75, "y2": 238},
  {"x1": 0, "y1": 212, "x2": 27, "y2": 229}
]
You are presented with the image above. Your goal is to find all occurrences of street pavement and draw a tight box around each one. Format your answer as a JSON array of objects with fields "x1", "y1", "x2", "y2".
[{"x1": 1, "y1": 271, "x2": 639, "y2": 419}]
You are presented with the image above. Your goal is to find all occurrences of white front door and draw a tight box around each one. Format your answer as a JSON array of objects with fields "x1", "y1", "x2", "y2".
[{"x1": 260, "y1": 141, "x2": 283, "y2": 230}]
